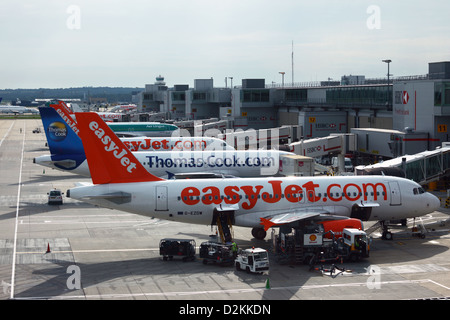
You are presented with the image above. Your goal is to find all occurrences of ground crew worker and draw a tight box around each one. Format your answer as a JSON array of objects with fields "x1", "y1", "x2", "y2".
[
  {"x1": 355, "y1": 235, "x2": 361, "y2": 249},
  {"x1": 232, "y1": 241, "x2": 238, "y2": 257}
]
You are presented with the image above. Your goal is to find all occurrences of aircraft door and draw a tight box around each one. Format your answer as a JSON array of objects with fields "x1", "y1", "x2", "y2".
[
  {"x1": 155, "y1": 186, "x2": 168, "y2": 211},
  {"x1": 388, "y1": 182, "x2": 401, "y2": 206}
]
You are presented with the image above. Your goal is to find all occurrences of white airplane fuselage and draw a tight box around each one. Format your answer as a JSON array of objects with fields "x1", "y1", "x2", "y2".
[
  {"x1": 68, "y1": 175, "x2": 440, "y2": 228},
  {"x1": 0, "y1": 106, "x2": 38, "y2": 114},
  {"x1": 36, "y1": 150, "x2": 292, "y2": 178}
]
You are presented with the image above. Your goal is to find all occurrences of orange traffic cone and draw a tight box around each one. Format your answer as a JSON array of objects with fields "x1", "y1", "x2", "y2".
[{"x1": 46, "y1": 243, "x2": 51, "y2": 254}]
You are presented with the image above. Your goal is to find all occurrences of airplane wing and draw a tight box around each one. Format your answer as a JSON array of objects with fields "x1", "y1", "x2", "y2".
[
  {"x1": 356, "y1": 201, "x2": 380, "y2": 208},
  {"x1": 259, "y1": 207, "x2": 349, "y2": 231}
]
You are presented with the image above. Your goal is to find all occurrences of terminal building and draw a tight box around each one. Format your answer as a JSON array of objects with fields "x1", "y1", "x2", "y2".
[{"x1": 137, "y1": 61, "x2": 450, "y2": 159}]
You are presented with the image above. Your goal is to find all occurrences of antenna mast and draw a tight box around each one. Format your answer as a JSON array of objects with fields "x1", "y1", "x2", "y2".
[{"x1": 291, "y1": 40, "x2": 294, "y2": 85}]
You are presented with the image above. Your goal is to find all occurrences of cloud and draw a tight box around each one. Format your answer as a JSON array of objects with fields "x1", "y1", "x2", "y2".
[{"x1": 1, "y1": 0, "x2": 449, "y2": 88}]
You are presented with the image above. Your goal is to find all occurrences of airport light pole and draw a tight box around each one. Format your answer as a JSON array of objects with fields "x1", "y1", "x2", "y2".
[
  {"x1": 382, "y1": 59, "x2": 392, "y2": 108},
  {"x1": 279, "y1": 72, "x2": 285, "y2": 88}
]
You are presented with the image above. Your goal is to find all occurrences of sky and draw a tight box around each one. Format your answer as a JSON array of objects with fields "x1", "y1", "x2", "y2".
[{"x1": 1, "y1": 0, "x2": 449, "y2": 89}]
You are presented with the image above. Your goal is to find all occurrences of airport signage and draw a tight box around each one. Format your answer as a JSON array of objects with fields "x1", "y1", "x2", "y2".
[{"x1": 395, "y1": 91, "x2": 409, "y2": 104}]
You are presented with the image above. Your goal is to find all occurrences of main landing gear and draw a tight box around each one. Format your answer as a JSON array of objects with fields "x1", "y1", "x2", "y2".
[
  {"x1": 366, "y1": 220, "x2": 394, "y2": 240},
  {"x1": 251, "y1": 227, "x2": 267, "y2": 240},
  {"x1": 380, "y1": 221, "x2": 393, "y2": 240}
]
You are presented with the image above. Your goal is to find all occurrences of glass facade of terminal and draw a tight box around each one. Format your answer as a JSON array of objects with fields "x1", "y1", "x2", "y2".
[
  {"x1": 434, "y1": 81, "x2": 450, "y2": 106},
  {"x1": 285, "y1": 89, "x2": 308, "y2": 102},
  {"x1": 326, "y1": 85, "x2": 390, "y2": 106},
  {"x1": 241, "y1": 89, "x2": 270, "y2": 103}
]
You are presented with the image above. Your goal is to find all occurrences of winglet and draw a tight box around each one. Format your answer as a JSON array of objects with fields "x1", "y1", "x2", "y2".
[{"x1": 75, "y1": 112, "x2": 164, "y2": 184}]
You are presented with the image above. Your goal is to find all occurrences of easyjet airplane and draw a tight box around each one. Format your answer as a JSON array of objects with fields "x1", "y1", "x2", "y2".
[
  {"x1": 67, "y1": 112, "x2": 441, "y2": 240},
  {"x1": 47, "y1": 100, "x2": 235, "y2": 152}
]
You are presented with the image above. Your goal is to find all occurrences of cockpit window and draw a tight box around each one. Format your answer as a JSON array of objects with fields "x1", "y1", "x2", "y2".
[{"x1": 413, "y1": 187, "x2": 426, "y2": 195}]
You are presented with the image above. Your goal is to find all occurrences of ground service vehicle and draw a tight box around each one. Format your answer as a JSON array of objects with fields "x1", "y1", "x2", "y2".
[
  {"x1": 159, "y1": 238, "x2": 196, "y2": 262},
  {"x1": 340, "y1": 228, "x2": 370, "y2": 261},
  {"x1": 303, "y1": 228, "x2": 370, "y2": 264},
  {"x1": 47, "y1": 189, "x2": 63, "y2": 205},
  {"x1": 235, "y1": 248, "x2": 269, "y2": 273},
  {"x1": 274, "y1": 226, "x2": 370, "y2": 265},
  {"x1": 199, "y1": 241, "x2": 235, "y2": 266}
]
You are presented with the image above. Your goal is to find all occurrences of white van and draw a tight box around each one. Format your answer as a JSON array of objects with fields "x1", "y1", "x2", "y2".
[{"x1": 331, "y1": 157, "x2": 354, "y2": 172}]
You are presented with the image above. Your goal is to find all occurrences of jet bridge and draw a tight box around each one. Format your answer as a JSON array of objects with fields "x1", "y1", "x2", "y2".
[
  {"x1": 288, "y1": 133, "x2": 356, "y2": 175},
  {"x1": 356, "y1": 146, "x2": 450, "y2": 185}
]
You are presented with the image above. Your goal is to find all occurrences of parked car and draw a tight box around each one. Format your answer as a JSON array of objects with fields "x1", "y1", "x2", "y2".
[{"x1": 47, "y1": 189, "x2": 63, "y2": 205}]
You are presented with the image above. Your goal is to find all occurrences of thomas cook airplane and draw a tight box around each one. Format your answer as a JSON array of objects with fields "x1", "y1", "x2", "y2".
[
  {"x1": 66, "y1": 112, "x2": 441, "y2": 240},
  {"x1": 34, "y1": 104, "x2": 290, "y2": 178}
]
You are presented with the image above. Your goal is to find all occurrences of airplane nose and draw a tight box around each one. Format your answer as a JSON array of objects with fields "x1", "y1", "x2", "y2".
[{"x1": 427, "y1": 194, "x2": 441, "y2": 212}]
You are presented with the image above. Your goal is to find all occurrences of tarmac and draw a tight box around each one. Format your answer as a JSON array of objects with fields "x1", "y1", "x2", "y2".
[{"x1": 1, "y1": 118, "x2": 450, "y2": 301}]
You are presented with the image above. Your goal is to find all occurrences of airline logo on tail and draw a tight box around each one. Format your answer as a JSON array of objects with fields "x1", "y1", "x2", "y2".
[
  {"x1": 75, "y1": 112, "x2": 164, "y2": 184},
  {"x1": 38, "y1": 106, "x2": 86, "y2": 169},
  {"x1": 50, "y1": 100, "x2": 80, "y2": 135},
  {"x1": 88, "y1": 120, "x2": 137, "y2": 173},
  {"x1": 47, "y1": 121, "x2": 68, "y2": 142}
]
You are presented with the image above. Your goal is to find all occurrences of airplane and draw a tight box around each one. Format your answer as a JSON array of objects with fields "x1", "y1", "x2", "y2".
[
  {"x1": 0, "y1": 105, "x2": 39, "y2": 114},
  {"x1": 34, "y1": 105, "x2": 287, "y2": 178},
  {"x1": 98, "y1": 104, "x2": 137, "y2": 121},
  {"x1": 105, "y1": 122, "x2": 179, "y2": 137},
  {"x1": 46, "y1": 101, "x2": 235, "y2": 152},
  {"x1": 97, "y1": 112, "x2": 125, "y2": 122},
  {"x1": 58, "y1": 100, "x2": 178, "y2": 137},
  {"x1": 110, "y1": 104, "x2": 137, "y2": 113},
  {"x1": 66, "y1": 112, "x2": 441, "y2": 240}
]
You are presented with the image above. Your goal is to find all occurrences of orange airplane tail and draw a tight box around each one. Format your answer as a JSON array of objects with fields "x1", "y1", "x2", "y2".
[{"x1": 75, "y1": 112, "x2": 164, "y2": 184}]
